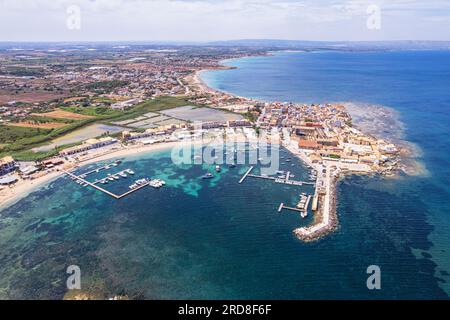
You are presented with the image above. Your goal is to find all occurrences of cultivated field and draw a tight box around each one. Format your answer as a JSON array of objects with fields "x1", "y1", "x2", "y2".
[
  {"x1": 0, "y1": 91, "x2": 67, "y2": 104},
  {"x1": 160, "y1": 105, "x2": 243, "y2": 122},
  {"x1": 32, "y1": 109, "x2": 95, "y2": 120}
]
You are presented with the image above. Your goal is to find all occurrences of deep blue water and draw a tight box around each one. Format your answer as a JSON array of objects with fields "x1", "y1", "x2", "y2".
[
  {"x1": 0, "y1": 50, "x2": 449, "y2": 299},
  {"x1": 201, "y1": 50, "x2": 450, "y2": 298}
]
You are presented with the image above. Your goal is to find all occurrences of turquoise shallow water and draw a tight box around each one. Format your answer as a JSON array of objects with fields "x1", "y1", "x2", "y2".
[{"x1": 1, "y1": 50, "x2": 450, "y2": 299}]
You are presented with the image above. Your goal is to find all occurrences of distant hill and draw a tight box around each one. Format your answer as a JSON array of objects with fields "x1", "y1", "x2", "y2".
[
  {"x1": 1, "y1": 40, "x2": 450, "y2": 51},
  {"x1": 206, "y1": 39, "x2": 450, "y2": 51}
]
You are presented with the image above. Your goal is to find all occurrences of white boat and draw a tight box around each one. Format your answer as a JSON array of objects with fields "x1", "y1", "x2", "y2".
[
  {"x1": 136, "y1": 178, "x2": 149, "y2": 186},
  {"x1": 149, "y1": 179, "x2": 166, "y2": 188},
  {"x1": 202, "y1": 173, "x2": 213, "y2": 179}
]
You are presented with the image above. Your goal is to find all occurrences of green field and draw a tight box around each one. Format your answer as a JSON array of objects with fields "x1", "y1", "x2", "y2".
[
  {"x1": 62, "y1": 105, "x2": 122, "y2": 117},
  {"x1": 105, "y1": 96, "x2": 199, "y2": 122},
  {"x1": 0, "y1": 126, "x2": 51, "y2": 144},
  {"x1": 0, "y1": 96, "x2": 195, "y2": 161}
]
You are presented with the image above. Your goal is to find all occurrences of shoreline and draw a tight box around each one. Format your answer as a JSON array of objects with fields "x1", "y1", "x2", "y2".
[
  {"x1": 0, "y1": 141, "x2": 186, "y2": 212},
  {"x1": 2, "y1": 51, "x2": 417, "y2": 244},
  {"x1": 191, "y1": 55, "x2": 419, "y2": 242},
  {"x1": 0, "y1": 136, "x2": 258, "y2": 212}
]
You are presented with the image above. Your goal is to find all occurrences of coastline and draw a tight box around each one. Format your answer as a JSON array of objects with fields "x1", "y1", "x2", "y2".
[
  {"x1": 0, "y1": 141, "x2": 185, "y2": 212},
  {"x1": 0, "y1": 136, "x2": 256, "y2": 212},
  {"x1": 193, "y1": 54, "x2": 417, "y2": 242},
  {"x1": 2, "y1": 51, "x2": 415, "y2": 244}
]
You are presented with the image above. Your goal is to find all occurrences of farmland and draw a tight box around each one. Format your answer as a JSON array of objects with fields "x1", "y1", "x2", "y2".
[
  {"x1": 0, "y1": 96, "x2": 196, "y2": 160},
  {"x1": 31, "y1": 109, "x2": 95, "y2": 120}
]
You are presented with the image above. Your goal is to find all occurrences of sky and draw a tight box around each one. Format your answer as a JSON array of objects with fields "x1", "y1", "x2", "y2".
[{"x1": 1, "y1": 0, "x2": 450, "y2": 42}]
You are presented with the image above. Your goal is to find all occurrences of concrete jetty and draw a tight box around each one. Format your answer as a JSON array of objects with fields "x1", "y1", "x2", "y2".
[
  {"x1": 293, "y1": 165, "x2": 338, "y2": 242},
  {"x1": 64, "y1": 169, "x2": 150, "y2": 199}
]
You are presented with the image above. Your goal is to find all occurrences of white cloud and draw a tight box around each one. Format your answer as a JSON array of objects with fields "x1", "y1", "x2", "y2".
[{"x1": 0, "y1": 0, "x2": 449, "y2": 41}]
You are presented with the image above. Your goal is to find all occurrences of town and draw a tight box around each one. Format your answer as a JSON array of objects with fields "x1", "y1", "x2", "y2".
[{"x1": 0, "y1": 44, "x2": 402, "y2": 242}]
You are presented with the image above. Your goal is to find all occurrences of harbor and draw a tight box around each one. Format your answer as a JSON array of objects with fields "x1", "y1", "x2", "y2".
[
  {"x1": 239, "y1": 166, "x2": 315, "y2": 187},
  {"x1": 239, "y1": 166, "x2": 316, "y2": 219},
  {"x1": 65, "y1": 160, "x2": 166, "y2": 199}
]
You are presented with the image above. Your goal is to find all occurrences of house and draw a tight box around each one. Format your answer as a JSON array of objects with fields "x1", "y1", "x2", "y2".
[
  {"x1": 0, "y1": 175, "x2": 17, "y2": 185},
  {"x1": 298, "y1": 140, "x2": 319, "y2": 150},
  {"x1": 59, "y1": 137, "x2": 118, "y2": 156},
  {"x1": 111, "y1": 99, "x2": 140, "y2": 110},
  {"x1": 227, "y1": 120, "x2": 252, "y2": 128},
  {"x1": 20, "y1": 165, "x2": 39, "y2": 176},
  {"x1": 0, "y1": 156, "x2": 16, "y2": 176}
]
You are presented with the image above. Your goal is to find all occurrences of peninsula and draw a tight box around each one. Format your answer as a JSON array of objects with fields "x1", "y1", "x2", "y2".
[{"x1": 0, "y1": 45, "x2": 402, "y2": 242}]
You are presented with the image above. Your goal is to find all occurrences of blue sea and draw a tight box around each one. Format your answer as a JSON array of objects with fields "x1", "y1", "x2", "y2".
[{"x1": 1, "y1": 50, "x2": 450, "y2": 299}]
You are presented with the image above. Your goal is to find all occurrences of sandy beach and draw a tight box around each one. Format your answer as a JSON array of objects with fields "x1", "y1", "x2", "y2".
[
  {"x1": 0, "y1": 170, "x2": 64, "y2": 212},
  {"x1": 0, "y1": 142, "x2": 183, "y2": 211},
  {"x1": 0, "y1": 134, "x2": 262, "y2": 211}
]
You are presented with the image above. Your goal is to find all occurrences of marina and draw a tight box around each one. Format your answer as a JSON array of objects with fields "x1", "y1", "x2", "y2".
[
  {"x1": 93, "y1": 169, "x2": 135, "y2": 185},
  {"x1": 64, "y1": 162, "x2": 165, "y2": 199},
  {"x1": 239, "y1": 166, "x2": 315, "y2": 218},
  {"x1": 239, "y1": 167, "x2": 315, "y2": 187},
  {"x1": 64, "y1": 170, "x2": 151, "y2": 199}
]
